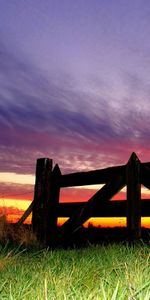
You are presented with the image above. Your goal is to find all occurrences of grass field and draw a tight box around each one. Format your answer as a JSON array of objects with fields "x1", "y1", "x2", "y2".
[
  {"x1": 0, "y1": 242, "x2": 150, "y2": 300},
  {"x1": 0, "y1": 216, "x2": 150, "y2": 299}
]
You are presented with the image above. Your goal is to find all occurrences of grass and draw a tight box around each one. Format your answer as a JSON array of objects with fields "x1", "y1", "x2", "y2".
[
  {"x1": 0, "y1": 242, "x2": 150, "y2": 299},
  {"x1": 0, "y1": 215, "x2": 38, "y2": 248},
  {"x1": 0, "y1": 216, "x2": 150, "y2": 299}
]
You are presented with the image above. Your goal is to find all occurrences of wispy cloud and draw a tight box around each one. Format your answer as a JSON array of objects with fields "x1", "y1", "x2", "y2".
[{"x1": 0, "y1": 38, "x2": 150, "y2": 180}]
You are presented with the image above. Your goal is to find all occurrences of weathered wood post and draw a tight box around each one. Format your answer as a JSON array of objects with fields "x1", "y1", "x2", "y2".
[
  {"x1": 48, "y1": 164, "x2": 61, "y2": 246},
  {"x1": 32, "y1": 158, "x2": 52, "y2": 245},
  {"x1": 126, "y1": 152, "x2": 141, "y2": 241}
]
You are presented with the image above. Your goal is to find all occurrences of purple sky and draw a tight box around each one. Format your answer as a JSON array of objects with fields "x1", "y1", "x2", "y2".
[{"x1": 0, "y1": 0, "x2": 150, "y2": 200}]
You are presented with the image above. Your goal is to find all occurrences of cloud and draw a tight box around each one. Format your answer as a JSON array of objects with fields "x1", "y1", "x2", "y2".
[
  {"x1": 0, "y1": 38, "x2": 150, "y2": 181},
  {"x1": 0, "y1": 182, "x2": 33, "y2": 200}
]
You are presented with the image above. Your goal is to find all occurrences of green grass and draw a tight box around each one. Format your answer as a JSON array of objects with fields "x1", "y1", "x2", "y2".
[{"x1": 0, "y1": 242, "x2": 150, "y2": 299}]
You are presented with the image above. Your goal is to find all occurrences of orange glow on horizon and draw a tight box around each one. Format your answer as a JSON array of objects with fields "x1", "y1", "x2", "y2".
[
  {"x1": 4, "y1": 215, "x2": 150, "y2": 229},
  {"x1": 1, "y1": 197, "x2": 150, "y2": 228},
  {"x1": 57, "y1": 217, "x2": 150, "y2": 228}
]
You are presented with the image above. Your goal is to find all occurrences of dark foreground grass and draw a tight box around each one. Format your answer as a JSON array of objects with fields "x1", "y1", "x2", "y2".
[{"x1": 0, "y1": 242, "x2": 150, "y2": 299}]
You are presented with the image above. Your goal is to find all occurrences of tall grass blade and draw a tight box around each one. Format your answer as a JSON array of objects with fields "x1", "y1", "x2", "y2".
[{"x1": 111, "y1": 282, "x2": 119, "y2": 300}]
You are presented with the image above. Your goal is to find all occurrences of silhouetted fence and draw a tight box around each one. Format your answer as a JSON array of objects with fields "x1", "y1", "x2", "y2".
[{"x1": 17, "y1": 152, "x2": 150, "y2": 245}]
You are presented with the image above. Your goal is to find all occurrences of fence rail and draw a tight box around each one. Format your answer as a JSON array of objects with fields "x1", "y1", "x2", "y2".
[
  {"x1": 17, "y1": 152, "x2": 150, "y2": 245},
  {"x1": 58, "y1": 200, "x2": 150, "y2": 217},
  {"x1": 60, "y1": 165, "x2": 126, "y2": 187}
]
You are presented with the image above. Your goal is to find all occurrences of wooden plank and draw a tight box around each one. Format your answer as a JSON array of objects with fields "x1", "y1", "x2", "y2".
[
  {"x1": 140, "y1": 164, "x2": 150, "y2": 189},
  {"x1": 32, "y1": 158, "x2": 53, "y2": 244},
  {"x1": 47, "y1": 164, "x2": 61, "y2": 245},
  {"x1": 142, "y1": 162, "x2": 150, "y2": 168},
  {"x1": 141, "y1": 199, "x2": 150, "y2": 216},
  {"x1": 126, "y1": 152, "x2": 141, "y2": 240},
  {"x1": 17, "y1": 201, "x2": 34, "y2": 226},
  {"x1": 60, "y1": 165, "x2": 126, "y2": 187},
  {"x1": 61, "y1": 173, "x2": 125, "y2": 234},
  {"x1": 58, "y1": 200, "x2": 150, "y2": 217},
  {"x1": 59, "y1": 161, "x2": 150, "y2": 188}
]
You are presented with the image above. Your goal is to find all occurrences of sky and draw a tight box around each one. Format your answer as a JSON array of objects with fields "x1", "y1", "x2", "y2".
[{"x1": 0, "y1": 0, "x2": 150, "y2": 227}]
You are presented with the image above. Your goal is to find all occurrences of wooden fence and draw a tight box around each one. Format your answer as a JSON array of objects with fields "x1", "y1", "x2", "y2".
[{"x1": 17, "y1": 152, "x2": 150, "y2": 245}]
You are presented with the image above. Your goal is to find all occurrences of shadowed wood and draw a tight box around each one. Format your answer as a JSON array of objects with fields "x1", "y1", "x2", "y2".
[
  {"x1": 20, "y1": 154, "x2": 150, "y2": 246},
  {"x1": 47, "y1": 164, "x2": 61, "y2": 245},
  {"x1": 126, "y1": 152, "x2": 141, "y2": 240},
  {"x1": 32, "y1": 158, "x2": 53, "y2": 244},
  {"x1": 58, "y1": 200, "x2": 150, "y2": 217},
  {"x1": 61, "y1": 173, "x2": 125, "y2": 235},
  {"x1": 60, "y1": 165, "x2": 126, "y2": 187},
  {"x1": 142, "y1": 162, "x2": 150, "y2": 168},
  {"x1": 140, "y1": 164, "x2": 150, "y2": 189}
]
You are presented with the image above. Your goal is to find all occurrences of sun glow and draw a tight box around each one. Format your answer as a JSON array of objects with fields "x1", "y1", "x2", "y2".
[
  {"x1": 0, "y1": 198, "x2": 31, "y2": 210},
  {"x1": 57, "y1": 217, "x2": 150, "y2": 228},
  {"x1": 1, "y1": 197, "x2": 150, "y2": 228}
]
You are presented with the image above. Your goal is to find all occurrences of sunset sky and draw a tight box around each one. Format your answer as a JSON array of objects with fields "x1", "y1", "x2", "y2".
[{"x1": 0, "y1": 0, "x2": 150, "y2": 227}]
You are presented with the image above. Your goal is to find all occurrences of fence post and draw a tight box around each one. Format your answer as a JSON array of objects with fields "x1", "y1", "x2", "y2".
[
  {"x1": 32, "y1": 158, "x2": 53, "y2": 245},
  {"x1": 126, "y1": 152, "x2": 141, "y2": 241},
  {"x1": 48, "y1": 164, "x2": 61, "y2": 246}
]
